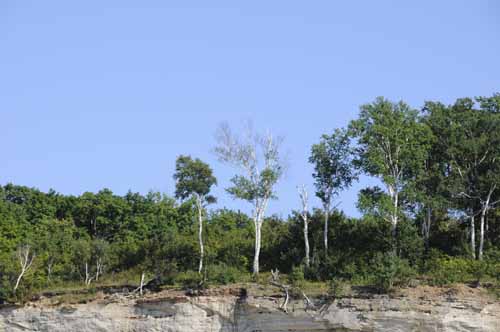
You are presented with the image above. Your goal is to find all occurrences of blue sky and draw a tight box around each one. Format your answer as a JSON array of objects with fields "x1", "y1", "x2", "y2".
[{"x1": 1, "y1": 1, "x2": 499, "y2": 217}]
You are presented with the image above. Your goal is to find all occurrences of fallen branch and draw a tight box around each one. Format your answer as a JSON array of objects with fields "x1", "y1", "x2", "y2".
[{"x1": 270, "y1": 268, "x2": 290, "y2": 313}]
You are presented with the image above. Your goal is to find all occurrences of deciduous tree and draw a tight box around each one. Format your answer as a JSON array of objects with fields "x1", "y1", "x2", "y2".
[
  {"x1": 214, "y1": 122, "x2": 285, "y2": 275},
  {"x1": 174, "y1": 155, "x2": 217, "y2": 273}
]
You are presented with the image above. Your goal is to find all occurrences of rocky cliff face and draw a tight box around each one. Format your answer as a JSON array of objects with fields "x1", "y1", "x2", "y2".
[{"x1": 1, "y1": 287, "x2": 499, "y2": 332}]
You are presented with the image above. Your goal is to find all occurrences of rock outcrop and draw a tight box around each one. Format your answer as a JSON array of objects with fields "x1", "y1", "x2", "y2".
[{"x1": 1, "y1": 287, "x2": 499, "y2": 331}]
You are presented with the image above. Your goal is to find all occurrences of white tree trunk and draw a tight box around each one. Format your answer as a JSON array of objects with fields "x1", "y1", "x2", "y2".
[
  {"x1": 47, "y1": 258, "x2": 54, "y2": 282},
  {"x1": 298, "y1": 185, "x2": 310, "y2": 267},
  {"x1": 139, "y1": 272, "x2": 145, "y2": 296},
  {"x1": 95, "y1": 258, "x2": 102, "y2": 282},
  {"x1": 470, "y1": 215, "x2": 476, "y2": 260},
  {"x1": 323, "y1": 204, "x2": 329, "y2": 253},
  {"x1": 479, "y1": 210, "x2": 486, "y2": 261},
  {"x1": 304, "y1": 219, "x2": 310, "y2": 267},
  {"x1": 84, "y1": 262, "x2": 94, "y2": 286},
  {"x1": 422, "y1": 206, "x2": 431, "y2": 251},
  {"x1": 196, "y1": 197, "x2": 204, "y2": 274},
  {"x1": 389, "y1": 186, "x2": 399, "y2": 238},
  {"x1": 14, "y1": 245, "x2": 35, "y2": 291},
  {"x1": 253, "y1": 219, "x2": 262, "y2": 275}
]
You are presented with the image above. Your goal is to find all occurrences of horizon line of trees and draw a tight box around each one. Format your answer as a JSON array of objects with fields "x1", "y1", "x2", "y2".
[{"x1": 1, "y1": 93, "x2": 499, "y2": 301}]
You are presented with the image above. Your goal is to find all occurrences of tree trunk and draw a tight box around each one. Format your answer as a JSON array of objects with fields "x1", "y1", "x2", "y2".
[
  {"x1": 47, "y1": 259, "x2": 53, "y2": 282},
  {"x1": 298, "y1": 186, "x2": 310, "y2": 267},
  {"x1": 323, "y1": 204, "x2": 329, "y2": 253},
  {"x1": 423, "y1": 207, "x2": 431, "y2": 252},
  {"x1": 304, "y1": 218, "x2": 310, "y2": 267},
  {"x1": 470, "y1": 215, "x2": 476, "y2": 260},
  {"x1": 253, "y1": 219, "x2": 262, "y2": 275},
  {"x1": 479, "y1": 210, "x2": 485, "y2": 261},
  {"x1": 139, "y1": 272, "x2": 145, "y2": 296},
  {"x1": 14, "y1": 272, "x2": 24, "y2": 291},
  {"x1": 14, "y1": 246, "x2": 35, "y2": 291},
  {"x1": 196, "y1": 197, "x2": 204, "y2": 274},
  {"x1": 95, "y1": 258, "x2": 101, "y2": 282},
  {"x1": 478, "y1": 190, "x2": 493, "y2": 261},
  {"x1": 392, "y1": 190, "x2": 399, "y2": 239}
]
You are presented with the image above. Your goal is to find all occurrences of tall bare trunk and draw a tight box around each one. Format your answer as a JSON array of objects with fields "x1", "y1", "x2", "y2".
[
  {"x1": 253, "y1": 219, "x2": 262, "y2": 275},
  {"x1": 298, "y1": 185, "x2": 310, "y2": 267},
  {"x1": 422, "y1": 207, "x2": 431, "y2": 252},
  {"x1": 478, "y1": 189, "x2": 493, "y2": 261},
  {"x1": 139, "y1": 272, "x2": 145, "y2": 296},
  {"x1": 14, "y1": 273, "x2": 24, "y2": 292},
  {"x1": 14, "y1": 246, "x2": 35, "y2": 291},
  {"x1": 304, "y1": 219, "x2": 310, "y2": 267},
  {"x1": 196, "y1": 197, "x2": 204, "y2": 274},
  {"x1": 323, "y1": 203, "x2": 329, "y2": 253},
  {"x1": 479, "y1": 211, "x2": 485, "y2": 261},
  {"x1": 470, "y1": 215, "x2": 476, "y2": 260}
]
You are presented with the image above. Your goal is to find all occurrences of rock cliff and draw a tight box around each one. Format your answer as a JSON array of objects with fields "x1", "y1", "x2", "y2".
[{"x1": 1, "y1": 286, "x2": 498, "y2": 331}]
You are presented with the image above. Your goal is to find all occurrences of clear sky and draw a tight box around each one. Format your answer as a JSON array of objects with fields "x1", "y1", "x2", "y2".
[{"x1": 1, "y1": 1, "x2": 499, "y2": 217}]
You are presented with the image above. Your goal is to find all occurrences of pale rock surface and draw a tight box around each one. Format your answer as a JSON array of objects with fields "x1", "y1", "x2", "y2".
[{"x1": 1, "y1": 291, "x2": 499, "y2": 331}]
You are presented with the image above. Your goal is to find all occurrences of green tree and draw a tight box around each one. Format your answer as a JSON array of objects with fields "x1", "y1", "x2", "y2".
[
  {"x1": 349, "y1": 97, "x2": 431, "y2": 246},
  {"x1": 214, "y1": 122, "x2": 285, "y2": 275},
  {"x1": 431, "y1": 97, "x2": 500, "y2": 259},
  {"x1": 174, "y1": 155, "x2": 217, "y2": 273},
  {"x1": 309, "y1": 128, "x2": 356, "y2": 252}
]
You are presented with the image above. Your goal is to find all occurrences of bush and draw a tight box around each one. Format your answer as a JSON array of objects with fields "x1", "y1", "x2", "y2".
[
  {"x1": 425, "y1": 252, "x2": 474, "y2": 285},
  {"x1": 328, "y1": 278, "x2": 348, "y2": 298},
  {"x1": 174, "y1": 270, "x2": 202, "y2": 289},
  {"x1": 289, "y1": 266, "x2": 305, "y2": 288},
  {"x1": 206, "y1": 263, "x2": 247, "y2": 285},
  {"x1": 371, "y1": 252, "x2": 416, "y2": 292}
]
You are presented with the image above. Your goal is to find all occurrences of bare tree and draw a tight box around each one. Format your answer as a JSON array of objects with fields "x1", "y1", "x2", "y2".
[
  {"x1": 214, "y1": 122, "x2": 285, "y2": 275},
  {"x1": 14, "y1": 245, "x2": 35, "y2": 291},
  {"x1": 297, "y1": 185, "x2": 310, "y2": 267}
]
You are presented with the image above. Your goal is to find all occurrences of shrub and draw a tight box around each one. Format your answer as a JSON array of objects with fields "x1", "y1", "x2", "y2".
[
  {"x1": 371, "y1": 252, "x2": 416, "y2": 292},
  {"x1": 174, "y1": 270, "x2": 202, "y2": 289},
  {"x1": 328, "y1": 278, "x2": 348, "y2": 298},
  {"x1": 425, "y1": 252, "x2": 474, "y2": 285},
  {"x1": 206, "y1": 263, "x2": 247, "y2": 285},
  {"x1": 289, "y1": 266, "x2": 305, "y2": 288}
]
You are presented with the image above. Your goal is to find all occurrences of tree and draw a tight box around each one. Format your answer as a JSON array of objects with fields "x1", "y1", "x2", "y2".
[
  {"x1": 14, "y1": 245, "x2": 35, "y2": 292},
  {"x1": 412, "y1": 106, "x2": 449, "y2": 252},
  {"x1": 349, "y1": 97, "x2": 431, "y2": 244},
  {"x1": 435, "y1": 97, "x2": 500, "y2": 259},
  {"x1": 309, "y1": 128, "x2": 356, "y2": 252},
  {"x1": 297, "y1": 185, "x2": 311, "y2": 267},
  {"x1": 214, "y1": 122, "x2": 285, "y2": 275},
  {"x1": 174, "y1": 155, "x2": 217, "y2": 273}
]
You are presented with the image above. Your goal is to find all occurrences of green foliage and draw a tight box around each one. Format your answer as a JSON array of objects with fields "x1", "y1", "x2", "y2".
[
  {"x1": 206, "y1": 263, "x2": 248, "y2": 285},
  {"x1": 289, "y1": 265, "x2": 305, "y2": 288},
  {"x1": 174, "y1": 155, "x2": 217, "y2": 203},
  {"x1": 371, "y1": 253, "x2": 416, "y2": 292},
  {"x1": 426, "y1": 254, "x2": 473, "y2": 285},
  {"x1": 1, "y1": 93, "x2": 500, "y2": 302},
  {"x1": 309, "y1": 128, "x2": 356, "y2": 206},
  {"x1": 328, "y1": 278, "x2": 348, "y2": 298},
  {"x1": 174, "y1": 270, "x2": 203, "y2": 289}
]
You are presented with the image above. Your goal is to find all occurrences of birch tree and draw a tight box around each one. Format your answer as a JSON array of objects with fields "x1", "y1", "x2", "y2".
[
  {"x1": 14, "y1": 245, "x2": 35, "y2": 291},
  {"x1": 297, "y1": 185, "x2": 311, "y2": 267},
  {"x1": 309, "y1": 128, "x2": 355, "y2": 252},
  {"x1": 349, "y1": 97, "x2": 430, "y2": 243},
  {"x1": 214, "y1": 122, "x2": 285, "y2": 275},
  {"x1": 174, "y1": 155, "x2": 217, "y2": 273},
  {"x1": 430, "y1": 97, "x2": 500, "y2": 259}
]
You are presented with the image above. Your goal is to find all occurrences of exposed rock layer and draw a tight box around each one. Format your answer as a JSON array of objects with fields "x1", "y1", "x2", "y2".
[{"x1": 1, "y1": 290, "x2": 499, "y2": 331}]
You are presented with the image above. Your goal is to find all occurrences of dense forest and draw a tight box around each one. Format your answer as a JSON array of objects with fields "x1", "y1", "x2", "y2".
[{"x1": 1, "y1": 94, "x2": 500, "y2": 303}]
